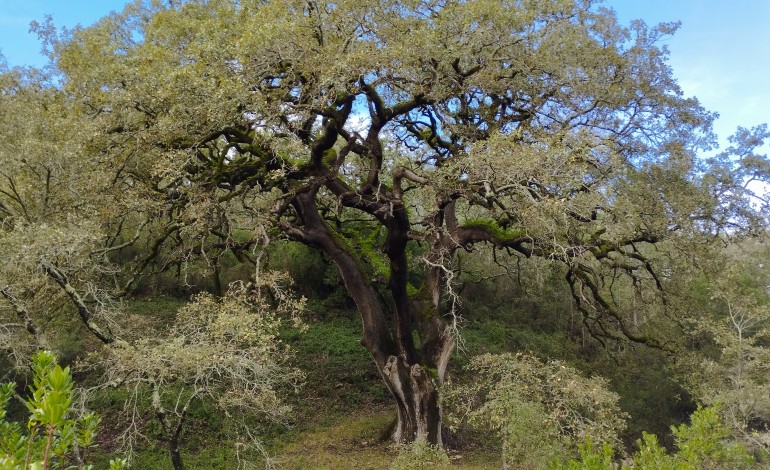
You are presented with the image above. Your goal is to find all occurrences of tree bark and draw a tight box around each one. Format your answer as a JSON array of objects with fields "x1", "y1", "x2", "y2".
[
  {"x1": 380, "y1": 355, "x2": 443, "y2": 445},
  {"x1": 169, "y1": 442, "x2": 184, "y2": 470},
  {"x1": 152, "y1": 384, "x2": 189, "y2": 470}
]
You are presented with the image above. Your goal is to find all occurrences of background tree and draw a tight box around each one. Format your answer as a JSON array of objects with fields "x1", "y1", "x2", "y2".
[
  {"x1": 677, "y1": 242, "x2": 770, "y2": 459},
  {"x1": 0, "y1": 64, "x2": 130, "y2": 369},
  {"x1": 19, "y1": 0, "x2": 770, "y2": 446}
]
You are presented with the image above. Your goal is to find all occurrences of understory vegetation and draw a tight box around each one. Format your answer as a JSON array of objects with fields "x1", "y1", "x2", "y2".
[{"x1": 5, "y1": 241, "x2": 770, "y2": 468}]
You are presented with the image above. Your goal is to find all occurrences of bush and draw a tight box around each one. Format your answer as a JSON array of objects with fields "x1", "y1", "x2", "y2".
[
  {"x1": 556, "y1": 405, "x2": 756, "y2": 469},
  {"x1": 96, "y1": 276, "x2": 305, "y2": 469},
  {"x1": 445, "y1": 353, "x2": 627, "y2": 469},
  {"x1": 0, "y1": 350, "x2": 127, "y2": 469}
]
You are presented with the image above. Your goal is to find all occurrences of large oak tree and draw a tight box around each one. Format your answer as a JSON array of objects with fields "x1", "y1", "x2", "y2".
[{"x1": 4, "y1": 0, "x2": 768, "y2": 445}]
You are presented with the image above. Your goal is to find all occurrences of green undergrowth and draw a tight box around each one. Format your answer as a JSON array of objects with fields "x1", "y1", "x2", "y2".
[
  {"x1": 271, "y1": 410, "x2": 498, "y2": 470},
  {"x1": 75, "y1": 293, "x2": 693, "y2": 468},
  {"x1": 121, "y1": 295, "x2": 188, "y2": 330},
  {"x1": 283, "y1": 318, "x2": 392, "y2": 419},
  {"x1": 459, "y1": 319, "x2": 577, "y2": 358},
  {"x1": 84, "y1": 299, "x2": 501, "y2": 468}
]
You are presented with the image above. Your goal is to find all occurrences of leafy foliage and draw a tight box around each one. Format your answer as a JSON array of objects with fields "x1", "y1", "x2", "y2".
[
  {"x1": 0, "y1": 350, "x2": 127, "y2": 470},
  {"x1": 675, "y1": 245, "x2": 770, "y2": 458},
  {"x1": 445, "y1": 352, "x2": 626, "y2": 468},
  {"x1": 93, "y1": 274, "x2": 305, "y2": 467},
  {"x1": 557, "y1": 405, "x2": 756, "y2": 469}
]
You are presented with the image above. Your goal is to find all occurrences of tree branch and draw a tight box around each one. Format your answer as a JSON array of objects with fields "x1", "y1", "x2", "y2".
[
  {"x1": 0, "y1": 286, "x2": 40, "y2": 336},
  {"x1": 39, "y1": 259, "x2": 115, "y2": 344}
]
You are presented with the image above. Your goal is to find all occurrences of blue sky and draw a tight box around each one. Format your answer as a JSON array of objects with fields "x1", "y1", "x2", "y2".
[{"x1": 0, "y1": 0, "x2": 768, "y2": 151}]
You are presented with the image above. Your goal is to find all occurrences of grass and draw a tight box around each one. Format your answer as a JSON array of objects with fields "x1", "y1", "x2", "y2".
[
  {"x1": 283, "y1": 319, "x2": 392, "y2": 419},
  {"x1": 268, "y1": 409, "x2": 500, "y2": 470},
  {"x1": 270, "y1": 409, "x2": 393, "y2": 469},
  {"x1": 122, "y1": 295, "x2": 187, "y2": 329}
]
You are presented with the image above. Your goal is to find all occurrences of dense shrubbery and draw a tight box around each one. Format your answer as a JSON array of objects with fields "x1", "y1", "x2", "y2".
[{"x1": 558, "y1": 406, "x2": 756, "y2": 469}]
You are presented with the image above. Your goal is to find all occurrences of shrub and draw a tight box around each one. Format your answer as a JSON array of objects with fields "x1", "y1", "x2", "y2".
[
  {"x1": 556, "y1": 405, "x2": 756, "y2": 469},
  {"x1": 445, "y1": 353, "x2": 626, "y2": 469},
  {"x1": 94, "y1": 275, "x2": 305, "y2": 469},
  {"x1": 0, "y1": 350, "x2": 127, "y2": 469}
]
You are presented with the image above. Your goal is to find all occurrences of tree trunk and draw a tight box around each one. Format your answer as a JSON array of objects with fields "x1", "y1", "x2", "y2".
[
  {"x1": 288, "y1": 189, "x2": 449, "y2": 446},
  {"x1": 169, "y1": 442, "x2": 184, "y2": 470},
  {"x1": 152, "y1": 384, "x2": 188, "y2": 470},
  {"x1": 379, "y1": 355, "x2": 443, "y2": 445}
]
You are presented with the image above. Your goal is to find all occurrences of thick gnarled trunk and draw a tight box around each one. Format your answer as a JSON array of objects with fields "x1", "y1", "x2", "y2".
[
  {"x1": 380, "y1": 355, "x2": 442, "y2": 445},
  {"x1": 289, "y1": 190, "x2": 453, "y2": 446}
]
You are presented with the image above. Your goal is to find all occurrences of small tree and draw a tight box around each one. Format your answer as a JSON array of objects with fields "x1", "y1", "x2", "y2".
[
  {"x1": 444, "y1": 353, "x2": 626, "y2": 469},
  {"x1": 679, "y1": 255, "x2": 770, "y2": 458},
  {"x1": 0, "y1": 350, "x2": 127, "y2": 470},
  {"x1": 95, "y1": 274, "x2": 305, "y2": 469}
]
